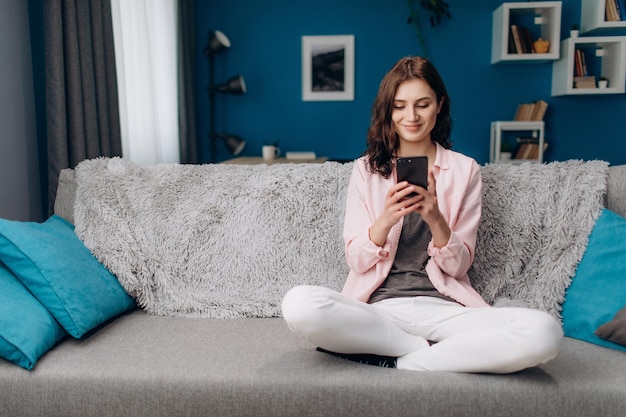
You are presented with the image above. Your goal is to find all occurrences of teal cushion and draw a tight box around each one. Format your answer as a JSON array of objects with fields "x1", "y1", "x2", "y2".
[
  {"x1": 0, "y1": 215, "x2": 135, "y2": 338},
  {"x1": 0, "y1": 261, "x2": 67, "y2": 369},
  {"x1": 562, "y1": 208, "x2": 626, "y2": 352}
]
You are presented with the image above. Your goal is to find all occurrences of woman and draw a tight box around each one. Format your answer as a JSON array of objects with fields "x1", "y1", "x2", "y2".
[{"x1": 281, "y1": 56, "x2": 563, "y2": 373}]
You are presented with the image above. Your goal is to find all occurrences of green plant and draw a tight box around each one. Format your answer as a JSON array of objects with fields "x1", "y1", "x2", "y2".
[
  {"x1": 501, "y1": 141, "x2": 513, "y2": 153},
  {"x1": 407, "y1": 0, "x2": 452, "y2": 55}
]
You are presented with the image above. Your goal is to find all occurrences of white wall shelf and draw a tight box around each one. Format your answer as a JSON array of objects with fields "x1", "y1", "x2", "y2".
[
  {"x1": 551, "y1": 36, "x2": 626, "y2": 96},
  {"x1": 492, "y1": 2, "x2": 562, "y2": 64},
  {"x1": 490, "y1": 121, "x2": 545, "y2": 164},
  {"x1": 581, "y1": 0, "x2": 626, "y2": 34}
]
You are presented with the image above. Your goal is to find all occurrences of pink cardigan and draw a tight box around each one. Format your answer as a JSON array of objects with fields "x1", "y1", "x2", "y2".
[{"x1": 341, "y1": 143, "x2": 490, "y2": 308}]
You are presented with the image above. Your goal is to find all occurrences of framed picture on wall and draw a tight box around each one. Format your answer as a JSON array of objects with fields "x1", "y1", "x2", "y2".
[{"x1": 301, "y1": 35, "x2": 355, "y2": 101}]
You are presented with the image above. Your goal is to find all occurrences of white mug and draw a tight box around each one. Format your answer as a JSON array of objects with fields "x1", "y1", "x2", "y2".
[{"x1": 262, "y1": 145, "x2": 280, "y2": 161}]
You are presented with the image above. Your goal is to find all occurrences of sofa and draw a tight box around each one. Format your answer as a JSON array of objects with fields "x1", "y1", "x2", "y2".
[{"x1": 1, "y1": 157, "x2": 626, "y2": 417}]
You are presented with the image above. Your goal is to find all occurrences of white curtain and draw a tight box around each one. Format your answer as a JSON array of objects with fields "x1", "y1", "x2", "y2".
[{"x1": 110, "y1": 0, "x2": 180, "y2": 164}]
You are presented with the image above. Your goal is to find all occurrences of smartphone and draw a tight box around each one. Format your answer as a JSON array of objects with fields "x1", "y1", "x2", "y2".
[{"x1": 396, "y1": 156, "x2": 428, "y2": 196}]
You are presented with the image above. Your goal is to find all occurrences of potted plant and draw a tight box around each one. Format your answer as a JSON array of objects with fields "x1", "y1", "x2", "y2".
[
  {"x1": 598, "y1": 76, "x2": 609, "y2": 89},
  {"x1": 500, "y1": 141, "x2": 513, "y2": 161},
  {"x1": 407, "y1": 0, "x2": 452, "y2": 56},
  {"x1": 570, "y1": 24, "x2": 579, "y2": 38}
]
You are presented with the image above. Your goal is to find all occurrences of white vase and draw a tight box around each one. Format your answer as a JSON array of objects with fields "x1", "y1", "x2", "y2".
[{"x1": 598, "y1": 80, "x2": 608, "y2": 89}]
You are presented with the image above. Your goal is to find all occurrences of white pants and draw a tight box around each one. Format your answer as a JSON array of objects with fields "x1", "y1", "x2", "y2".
[{"x1": 281, "y1": 285, "x2": 563, "y2": 374}]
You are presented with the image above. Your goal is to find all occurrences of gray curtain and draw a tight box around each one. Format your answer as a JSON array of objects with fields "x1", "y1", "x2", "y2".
[
  {"x1": 177, "y1": 0, "x2": 198, "y2": 164},
  {"x1": 44, "y1": 0, "x2": 122, "y2": 215}
]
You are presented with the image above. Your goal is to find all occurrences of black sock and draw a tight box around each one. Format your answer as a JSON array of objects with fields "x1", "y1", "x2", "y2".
[{"x1": 316, "y1": 347, "x2": 397, "y2": 368}]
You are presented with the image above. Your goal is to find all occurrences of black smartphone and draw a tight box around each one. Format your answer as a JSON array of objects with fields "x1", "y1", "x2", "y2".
[{"x1": 396, "y1": 156, "x2": 428, "y2": 196}]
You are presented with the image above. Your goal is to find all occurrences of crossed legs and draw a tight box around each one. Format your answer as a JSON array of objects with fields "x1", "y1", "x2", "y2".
[{"x1": 281, "y1": 285, "x2": 563, "y2": 374}]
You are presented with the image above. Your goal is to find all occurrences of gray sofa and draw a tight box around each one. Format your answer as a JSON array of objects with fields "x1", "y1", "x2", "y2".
[{"x1": 1, "y1": 159, "x2": 625, "y2": 417}]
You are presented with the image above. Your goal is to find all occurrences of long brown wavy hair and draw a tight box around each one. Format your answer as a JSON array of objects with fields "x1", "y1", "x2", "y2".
[{"x1": 364, "y1": 56, "x2": 452, "y2": 178}]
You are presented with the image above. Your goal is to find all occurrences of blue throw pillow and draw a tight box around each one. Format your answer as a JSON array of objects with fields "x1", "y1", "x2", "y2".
[
  {"x1": 0, "y1": 262, "x2": 67, "y2": 369},
  {"x1": 562, "y1": 208, "x2": 626, "y2": 352},
  {"x1": 0, "y1": 215, "x2": 135, "y2": 338}
]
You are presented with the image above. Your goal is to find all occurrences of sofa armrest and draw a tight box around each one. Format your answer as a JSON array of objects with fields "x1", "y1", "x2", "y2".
[
  {"x1": 607, "y1": 165, "x2": 626, "y2": 218},
  {"x1": 53, "y1": 168, "x2": 77, "y2": 224}
]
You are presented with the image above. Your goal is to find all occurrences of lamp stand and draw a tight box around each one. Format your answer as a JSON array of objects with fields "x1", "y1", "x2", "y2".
[{"x1": 205, "y1": 30, "x2": 246, "y2": 163}]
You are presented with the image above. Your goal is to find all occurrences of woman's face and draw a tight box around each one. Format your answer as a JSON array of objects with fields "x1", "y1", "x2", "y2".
[{"x1": 391, "y1": 78, "x2": 441, "y2": 155}]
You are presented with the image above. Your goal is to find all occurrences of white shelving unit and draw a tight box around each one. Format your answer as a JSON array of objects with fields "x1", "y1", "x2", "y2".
[
  {"x1": 490, "y1": 121, "x2": 545, "y2": 164},
  {"x1": 581, "y1": 0, "x2": 626, "y2": 34},
  {"x1": 491, "y1": 1, "x2": 562, "y2": 64},
  {"x1": 551, "y1": 36, "x2": 626, "y2": 96}
]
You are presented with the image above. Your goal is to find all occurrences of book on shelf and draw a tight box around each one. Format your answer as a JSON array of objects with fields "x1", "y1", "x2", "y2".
[
  {"x1": 574, "y1": 76, "x2": 597, "y2": 89},
  {"x1": 606, "y1": 0, "x2": 617, "y2": 21},
  {"x1": 522, "y1": 27, "x2": 535, "y2": 53},
  {"x1": 508, "y1": 26, "x2": 517, "y2": 53},
  {"x1": 513, "y1": 103, "x2": 533, "y2": 121},
  {"x1": 618, "y1": 0, "x2": 626, "y2": 20},
  {"x1": 513, "y1": 100, "x2": 548, "y2": 121},
  {"x1": 514, "y1": 137, "x2": 548, "y2": 160},
  {"x1": 509, "y1": 25, "x2": 534, "y2": 54},
  {"x1": 574, "y1": 49, "x2": 590, "y2": 77},
  {"x1": 514, "y1": 143, "x2": 535, "y2": 160},
  {"x1": 606, "y1": 0, "x2": 625, "y2": 21},
  {"x1": 530, "y1": 100, "x2": 548, "y2": 121},
  {"x1": 510, "y1": 25, "x2": 524, "y2": 54},
  {"x1": 580, "y1": 49, "x2": 589, "y2": 76},
  {"x1": 529, "y1": 142, "x2": 548, "y2": 159}
]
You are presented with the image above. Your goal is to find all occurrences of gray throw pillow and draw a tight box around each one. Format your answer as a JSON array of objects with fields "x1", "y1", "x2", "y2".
[{"x1": 595, "y1": 305, "x2": 626, "y2": 346}]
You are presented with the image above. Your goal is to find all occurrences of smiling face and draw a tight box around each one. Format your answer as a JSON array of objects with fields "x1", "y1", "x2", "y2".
[{"x1": 392, "y1": 78, "x2": 442, "y2": 157}]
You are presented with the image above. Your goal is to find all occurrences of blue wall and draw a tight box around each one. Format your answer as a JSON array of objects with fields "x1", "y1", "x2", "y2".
[{"x1": 195, "y1": 0, "x2": 626, "y2": 165}]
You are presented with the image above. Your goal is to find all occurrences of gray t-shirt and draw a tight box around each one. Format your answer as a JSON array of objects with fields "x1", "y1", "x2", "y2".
[{"x1": 368, "y1": 211, "x2": 454, "y2": 304}]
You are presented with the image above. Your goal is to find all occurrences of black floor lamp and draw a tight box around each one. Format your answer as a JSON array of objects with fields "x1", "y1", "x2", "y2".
[{"x1": 204, "y1": 30, "x2": 247, "y2": 163}]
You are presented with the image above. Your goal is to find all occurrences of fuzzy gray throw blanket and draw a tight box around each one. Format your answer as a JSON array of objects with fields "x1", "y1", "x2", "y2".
[
  {"x1": 470, "y1": 160, "x2": 608, "y2": 318},
  {"x1": 75, "y1": 158, "x2": 352, "y2": 318},
  {"x1": 74, "y1": 158, "x2": 608, "y2": 320}
]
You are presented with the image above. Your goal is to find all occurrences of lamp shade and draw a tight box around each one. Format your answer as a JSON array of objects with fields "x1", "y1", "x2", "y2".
[
  {"x1": 220, "y1": 133, "x2": 246, "y2": 155},
  {"x1": 216, "y1": 75, "x2": 247, "y2": 95},
  {"x1": 205, "y1": 30, "x2": 231, "y2": 55}
]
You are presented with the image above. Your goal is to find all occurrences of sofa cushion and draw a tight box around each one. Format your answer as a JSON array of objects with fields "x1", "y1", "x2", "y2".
[
  {"x1": 595, "y1": 304, "x2": 626, "y2": 346},
  {"x1": 562, "y1": 208, "x2": 626, "y2": 352},
  {"x1": 1, "y1": 311, "x2": 625, "y2": 417},
  {"x1": 0, "y1": 215, "x2": 135, "y2": 338},
  {"x1": 0, "y1": 262, "x2": 67, "y2": 369}
]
